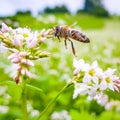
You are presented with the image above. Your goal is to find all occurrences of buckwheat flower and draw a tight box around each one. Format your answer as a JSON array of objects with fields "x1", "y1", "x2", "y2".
[
  {"x1": 101, "y1": 68, "x2": 119, "y2": 91},
  {"x1": 72, "y1": 59, "x2": 120, "y2": 105},
  {"x1": 40, "y1": 29, "x2": 50, "y2": 37},
  {"x1": 15, "y1": 27, "x2": 32, "y2": 41},
  {"x1": 13, "y1": 34, "x2": 22, "y2": 46},
  {"x1": 0, "y1": 23, "x2": 50, "y2": 84},
  {"x1": 1, "y1": 23, "x2": 11, "y2": 33},
  {"x1": 73, "y1": 58, "x2": 85, "y2": 75},
  {"x1": 83, "y1": 61, "x2": 103, "y2": 83},
  {"x1": 26, "y1": 31, "x2": 38, "y2": 48},
  {"x1": 73, "y1": 81, "x2": 91, "y2": 98}
]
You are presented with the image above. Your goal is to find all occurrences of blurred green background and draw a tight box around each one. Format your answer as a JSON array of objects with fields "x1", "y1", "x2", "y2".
[{"x1": 0, "y1": 0, "x2": 120, "y2": 120}]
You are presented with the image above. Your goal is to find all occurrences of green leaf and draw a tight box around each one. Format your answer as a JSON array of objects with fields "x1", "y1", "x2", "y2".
[
  {"x1": 26, "y1": 84, "x2": 43, "y2": 93},
  {"x1": 4, "y1": 81, "x2": 43, "y2": 100},
  {"x1": 6, "y1": 81, "x2": 22, "y2": 100},
  {"x1": 70, "y1": 110, "x2": 95, "y2": 120}
]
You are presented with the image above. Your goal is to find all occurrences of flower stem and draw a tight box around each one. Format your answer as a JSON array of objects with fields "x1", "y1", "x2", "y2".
[
  {"x1": 21, "y1": 78, "x2": 28, "y2": 120},
  {"x1": 37, "y1": 82, "x2": 73, "y2": 120}
]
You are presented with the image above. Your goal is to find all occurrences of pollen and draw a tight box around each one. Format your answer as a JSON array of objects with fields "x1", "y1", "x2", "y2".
[
  {"x1": 105, "y1": 77, "x2": 111, "y2": 83},
  {"x1": 23, "y1": 33, "x2": 29, "y2": 38},
  {"x1": 89, "y1": 68, "x2": 95, "y2": 76}
]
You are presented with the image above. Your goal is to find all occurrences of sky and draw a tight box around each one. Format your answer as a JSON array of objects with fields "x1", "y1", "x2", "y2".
[{"x1": 0, "y1": 0, "x2": 120, "y2": 16}]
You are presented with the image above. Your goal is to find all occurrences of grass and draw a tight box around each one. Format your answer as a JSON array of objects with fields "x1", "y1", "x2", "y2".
[
  {"x1": 0, "y1": 13, "x2": 120, "y2": 120},
  {"x1": 1, "y1": 13, "x2": 105, "y2": 30}
]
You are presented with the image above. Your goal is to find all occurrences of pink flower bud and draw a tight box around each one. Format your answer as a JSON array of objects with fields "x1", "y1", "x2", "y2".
[
  {"x1": 40, "y1": 29, "x2": 50, "y2": 37},
  {"x1": 27, "y1": 31, "x2": 38, "y2": 48},
  {"x1": 1, "y1": 23, "x2": 10, "y2": 33},
  {"x1": 115, "y1": 79, "x2": 120, "y2": 84},
  {"x1": 21, "y1": 59, "x2": 27, "y2": 64},
  {"x1": 114, "y1": 86, "x2": 119, "y2": 92},
  {"x1": 13, "y1": 38, "x2": 21, "y2": 46},
  {"x1": 13, "y1": 75, "x2": 20, "y2": 84},
  {"x1": 21, "y1": 69, "x2": 30, "y2": 77},
  {"x1": 26, "y1": 60, "x2": 34, "y2": 66},
  {"x1": 19, "y1": 52, "x2": 27, "y2": 57},
  {"x1": 40, "y1": 37, "x2": 46, "y2": 42},
  {"x1": 11, "y1": 57, "x2": 20, "y2": 63},
  {"x1": 74, "y1": 67, "x2": 80, "y2": 75},
  {"x1": 28, "y1": 38, "x2": 38, "y2": 48},
  {"x1": 17, "y1": 65, "x2": 22, "y2": 71},
  {"x1": 8, "y1": 53, "x2": 17, "y2": 60},
  {"x1": 21, "y1": 69, "x2": 26, "y2": 75}
]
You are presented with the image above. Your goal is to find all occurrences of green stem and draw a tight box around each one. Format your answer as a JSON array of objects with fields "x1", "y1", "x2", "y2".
[
  {"x1": 21, "y1": 78, "x2": 28, "y2": 120},
  {"x1": 37, "y1": 82, "x2": 73, "y2": 120}
]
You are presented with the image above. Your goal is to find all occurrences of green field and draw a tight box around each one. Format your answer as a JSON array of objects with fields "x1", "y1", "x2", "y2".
[{"x1": 0, "y1": 13, "x2": 120, "y2": 120}]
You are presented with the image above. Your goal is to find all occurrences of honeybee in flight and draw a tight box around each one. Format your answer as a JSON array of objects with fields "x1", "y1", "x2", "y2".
[{"x1": 53, "y1": 25, "x2": 90, "y2": 56}]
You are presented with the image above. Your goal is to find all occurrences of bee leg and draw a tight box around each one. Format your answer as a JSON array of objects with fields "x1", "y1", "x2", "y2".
[
  {"x1": 57, "y1": 36, "x2": 61, "y2": 42},
  {"x1": 64, "y1": 39, "x2": 67, "y2": 49},
  {"x1": 69, "y1": 39, "x2": 76, "y2": 56}
]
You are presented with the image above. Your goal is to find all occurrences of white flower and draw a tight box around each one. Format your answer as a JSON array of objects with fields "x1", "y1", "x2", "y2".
[
  {"x1": 73, "y1": 58, "x2": 89, "y2": 75},
  {"x1": 51, "y1": 110, "x2": 71, "y2": 120},
  {"x1": 26, "y1": 31, "x2": 38, "y2": 48},
  {"x1": 72, "y1": 58, "x2": 120, "y2": 105},
  {"x1": 73, "y1": 81, "x2": 91, "y2": 99},
  {"x1": 101, "y1": 68, "x2": 119, "y2": 91}
]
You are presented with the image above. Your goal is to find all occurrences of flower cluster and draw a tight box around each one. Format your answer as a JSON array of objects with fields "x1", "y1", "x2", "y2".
[
  {"x1": 72, "y1": 59, "x2": 120, "y2": 105},
  {"x1": 0, "y1": 23, "x2": 51, "y2": 83}
]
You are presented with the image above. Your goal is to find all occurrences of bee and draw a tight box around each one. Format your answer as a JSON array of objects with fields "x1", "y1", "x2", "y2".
[{"x1": 53, "y1": 25, "x2": 90, "y2": 56}]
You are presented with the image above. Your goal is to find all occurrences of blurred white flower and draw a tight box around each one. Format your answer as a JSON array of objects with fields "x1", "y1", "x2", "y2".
[
  {"x1": 57, "y1": 19, "x2": 66, "y2": 25},
  {"x1": 105, "y1": 100, "x2": 120, "y2": 112},
  {"x1": 95, "y1": 94, "x2": 108, "y2": 106},
  {"x1": 30, "y1": 110, "x2": 39, "y2": 118},
  {"x1": 0, "y1": 86, "x2": 7, "y2": 96},
  {"x1": 0, "y1": 106, "x2": 9, "y2": 114},
  {"x1": 51, "y1": 110, "x2": 71, "y2": 120}
]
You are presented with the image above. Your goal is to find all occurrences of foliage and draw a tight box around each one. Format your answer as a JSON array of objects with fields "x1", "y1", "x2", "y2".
[
  {"x1": 82, "y1": 0, "x2": 109, "y2": 17},
  {"x1": 43, "y1": 5, "x2": 70, "y2": 14}
]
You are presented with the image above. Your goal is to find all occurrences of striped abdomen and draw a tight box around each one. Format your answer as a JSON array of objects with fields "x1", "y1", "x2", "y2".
[{"x1": 69, "y1": 30, "x2": 90, "y2": 43}]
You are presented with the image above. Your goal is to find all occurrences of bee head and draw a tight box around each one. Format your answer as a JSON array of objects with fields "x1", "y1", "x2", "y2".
[{"x1": 53, "y1": 26, "x2": 60, "y2": 37}]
